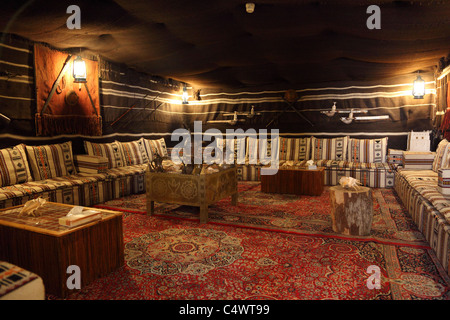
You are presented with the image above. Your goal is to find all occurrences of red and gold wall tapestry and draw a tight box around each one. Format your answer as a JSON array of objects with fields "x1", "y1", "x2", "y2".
[{"x1": 34, "y1": 44, "x2": 101, "y2": 136}]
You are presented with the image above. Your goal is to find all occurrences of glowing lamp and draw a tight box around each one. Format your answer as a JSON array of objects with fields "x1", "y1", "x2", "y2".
[
  {"x1": 182, "y1": 85, "x2": 189, "y2": 104},
  {"x1": 73, "y1": 56, "x2": 86, "y2": 83},
  {"x1": 412, "y1": 74, "x2": 425, "y2": 99},
  {"x1": 246, "y1": 3, "x2": 255, "y2": 13}
]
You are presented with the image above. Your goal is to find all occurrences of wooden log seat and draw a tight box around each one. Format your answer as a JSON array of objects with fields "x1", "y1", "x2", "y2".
[{"x1": 329, "y1": 186, "x2": 373, "y2": 236}]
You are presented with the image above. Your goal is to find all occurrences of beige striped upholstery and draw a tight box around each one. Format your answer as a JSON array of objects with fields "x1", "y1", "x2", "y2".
[
  {"x1": 402, "y1": 151, "x2": 435, "y2": 170},
  {"x1": 119, "y1": 138, "x2": 149, "y2": 165},
  {"x1": 143, "y1": 138, "x2": 169, "y2": 160},
  {"x1": 395, "y1": 169, "x2": 450, "y2": 275},
  {"x1": 84, "y1": 141, "x2": 126, "y2": 168},
  {"x1": 0, "y1": 144, "x2": 33, "y2": 187},
  {"x1": 216, "y1": 136, "x2": 247, "y2": 164},
  {"x1": 25, "y1": 142, "x2": 77, "y2": 181},
  {"x1": 279, "y1": 137, "x2": 311, "y2": 161},
  {"x1": 311, "y1": 136, "x2": 348, "y2": 161},
  {"x1": 432, "y1": 139, "x2": 450, "y2": 172},
  {"x1": 74, "y1": 155, "x2": 109, "y2": 173},
  {"x1": 347, "y1": 137, "x2": 388, "y2": 163}
]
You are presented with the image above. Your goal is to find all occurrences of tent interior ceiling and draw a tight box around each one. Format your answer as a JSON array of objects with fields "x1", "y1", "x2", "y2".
[{"x1": 1, "y1": 0, "x2": 450, "y2": 90}]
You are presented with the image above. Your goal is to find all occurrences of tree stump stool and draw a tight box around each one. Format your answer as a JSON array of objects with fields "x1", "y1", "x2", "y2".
[{"x1": 329, "y1": 186, "x2": 373, "y2": 236}]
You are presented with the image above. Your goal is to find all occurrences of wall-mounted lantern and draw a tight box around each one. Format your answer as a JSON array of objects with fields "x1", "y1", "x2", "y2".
[{"x1": 412, "y1": 73, "x2": 425, "y2": 99}]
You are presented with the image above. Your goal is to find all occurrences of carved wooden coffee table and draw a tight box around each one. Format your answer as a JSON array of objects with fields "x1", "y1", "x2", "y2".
[{"x1": 146, "y1": 166, "x2": 238, "y2": 223}]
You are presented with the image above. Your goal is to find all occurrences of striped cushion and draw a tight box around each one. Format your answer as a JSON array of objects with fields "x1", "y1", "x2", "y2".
[
  {"x1": 279, "y1": 137, "x2": 311, "y2": 161},
  {"x1": 246, "y1": 137, "x2": 274, "y2": 164},
  {"x1": 26, "y1": 141, "x2": 77, "y2": 180},
  {"x1": 84, "y1": 141, "x2": 125, "y2": 168},
  {"x1": 119, "y1": 138, "x2": 149, "y2": 165},
  {"x1": 74, "y1": 155, "x2": 109, "y2": 173},
  {"x1": 402, "y1": 151, "x2": 435, "y2": 170},
  {"x1": 237, "y1": 164, "x2": 261, "y2": 181},
  {"x1": 216, "y1": 136, "x2": 246, "y2": 164},
  {"x1": 0, "y1": 144, "x2": 33, "y2": 187},
  {"x1": 347, "y1": 137, "x2": 388, "y2": 163},
  {"x1": 143, "y1": 138, "x2": 168, "y2": 161},
  {"x1": 311, "y1": 136, "x2": 348, "y2": 161},
  {"x1": 432, "y1": 139, "x2": 450, "y2": 172}
]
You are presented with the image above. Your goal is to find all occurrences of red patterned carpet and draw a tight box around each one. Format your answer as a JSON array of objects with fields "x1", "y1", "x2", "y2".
[
  {"x1": 97, "y1": 182, "x2": 428, "y2": 247},
  {"x1": 63, "y1": 182, "x2": 450, "y2": 300}
]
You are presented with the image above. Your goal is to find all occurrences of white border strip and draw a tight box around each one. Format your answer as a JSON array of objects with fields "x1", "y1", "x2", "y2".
[
  {"x1": 102, "y1": 102, "x2": 435, "y2": 116},
  {"x1": 100, "y1": 80, "x2": 180, "y2": 97},
  {"x1": 100, "y1": 82, "x2": 436, "y2": 106},
  {"x1": 438, "y1": 66, "x2": 450, "y2": 80},
  {"x1": 0, "y1": 131, "x2": 411, "y2": 141},
  {"x1": 0, "y1": 60, "x2": 32, "y2": 69},
  {"x1": 0, "y1": 75, "x2": 33, "y2": 84},
  {"x1": 0, "y1": 43, "x2": 31, "y2": 54},
  {"x1": 200, "y1": 82, "x2": 436, "y2": 97},
  {"x1": 0, "y1": 94, "x2": 34, "y2": 101}
]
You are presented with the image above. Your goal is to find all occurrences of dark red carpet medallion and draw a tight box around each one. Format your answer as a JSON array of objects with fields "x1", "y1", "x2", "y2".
[{"x1": 64, "y1": 182, "x2": 450, "y2": 300}]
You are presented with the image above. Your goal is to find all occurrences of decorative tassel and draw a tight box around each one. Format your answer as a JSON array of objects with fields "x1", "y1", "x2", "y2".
[{"x1": 36, "y1": 113, "x2": 102, "y2": 136}]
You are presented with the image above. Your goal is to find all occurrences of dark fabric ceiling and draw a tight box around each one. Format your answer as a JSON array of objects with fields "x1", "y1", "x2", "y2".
[{"x1": 1, "y1": 0, "x2": 450, "y2": 91}]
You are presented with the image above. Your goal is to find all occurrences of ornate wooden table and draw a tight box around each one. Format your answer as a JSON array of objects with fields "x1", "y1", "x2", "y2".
[
  {"x1": 261, "y1": 167, "x2": 325, "y2": 196},
  {"x1": 0, "y1": 202, "x2": 124, "y2": 297},
  {"x1": 146, "y1": 166, "x2": 238, "y2": 223}
]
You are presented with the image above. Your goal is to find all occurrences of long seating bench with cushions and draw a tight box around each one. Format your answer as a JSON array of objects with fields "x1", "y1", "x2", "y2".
[
  {"x1": 394, "y1": 138, "x2": 450, "y2": 275},
  {"x1": 0, "y1": 134, "x2": 396, "y2": 209},
  {"x1": 238, "y1": 136, "x2": 396, "y2": 188},
  {"x1": 0, "y1": 138, "x2": 168, "y2": 209}
]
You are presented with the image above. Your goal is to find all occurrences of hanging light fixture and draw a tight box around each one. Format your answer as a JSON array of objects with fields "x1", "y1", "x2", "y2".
[
  {"x1": 73, "y1": 55, "x2": 87, "y2": 83},
  {"x1": 182, "y1": 84, "x2": 189, "y2": 104},
  {"x1": 246, "y1": 3, "x2": 255, "y2": 13},
  {"x1": 412, "y1": 72, "x2": 425, "y2": 99}
]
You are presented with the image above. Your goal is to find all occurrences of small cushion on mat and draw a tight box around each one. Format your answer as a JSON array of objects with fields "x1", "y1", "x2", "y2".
[{"x1": 84, "y1": 140, "x2": 126, "y2": 168}]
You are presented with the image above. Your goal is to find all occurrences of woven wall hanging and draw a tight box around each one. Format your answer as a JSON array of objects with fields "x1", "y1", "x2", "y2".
[{"x1": 34, "y1": 44, "x2": 102, "y2": 136}]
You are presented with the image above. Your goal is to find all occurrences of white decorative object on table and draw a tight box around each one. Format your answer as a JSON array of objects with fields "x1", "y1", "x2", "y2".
[
  {"x1": 17, "y1": 197, "x2": 47, "y2": 217},
  {"x1": 281, "y1": 160, "x2": 295, "y2": 167},
  {"x1": 306, "y1": 160, "x2": 317, "y2": 170},
  {"x1": 339, "y1": 176, "x2": 362, "y2": 190}
]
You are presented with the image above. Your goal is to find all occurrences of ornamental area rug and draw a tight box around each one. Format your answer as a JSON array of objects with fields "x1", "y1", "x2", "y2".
[
  {"x1": 95, "y1": 182, "x2": 427, "y2": 247},
  {"x1": 55, "y1": 182, "x2": 450, "y2": 300},
  {"x1": 64, "y1": 213, "x2": 450, "y2": 300}
]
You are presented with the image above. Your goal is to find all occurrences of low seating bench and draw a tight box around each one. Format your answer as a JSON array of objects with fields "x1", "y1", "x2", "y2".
[
  {"x1": 239, "y1": 160, "x2": 396, "y2": 188},
  {"x1": 393, "y1": 138, "x2": 450, "y2": 276},
  {"x1": 0, "y1": 135, "x2": 396, "y2": 209}
]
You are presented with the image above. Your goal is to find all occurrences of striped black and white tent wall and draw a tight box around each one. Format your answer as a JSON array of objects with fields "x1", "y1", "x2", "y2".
[
  {"x1": 0, "y1": 34, "x2": 35, "y2": 138},
  {"x1": 98, "y1": 58, "x2": 188, "y2": 141},
  {"x1": 138, "y1": 77, "x2": 436, "y2": 150},
  {"x1": 0, "y1": 33, "x2": 439, "y2": 152}
]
